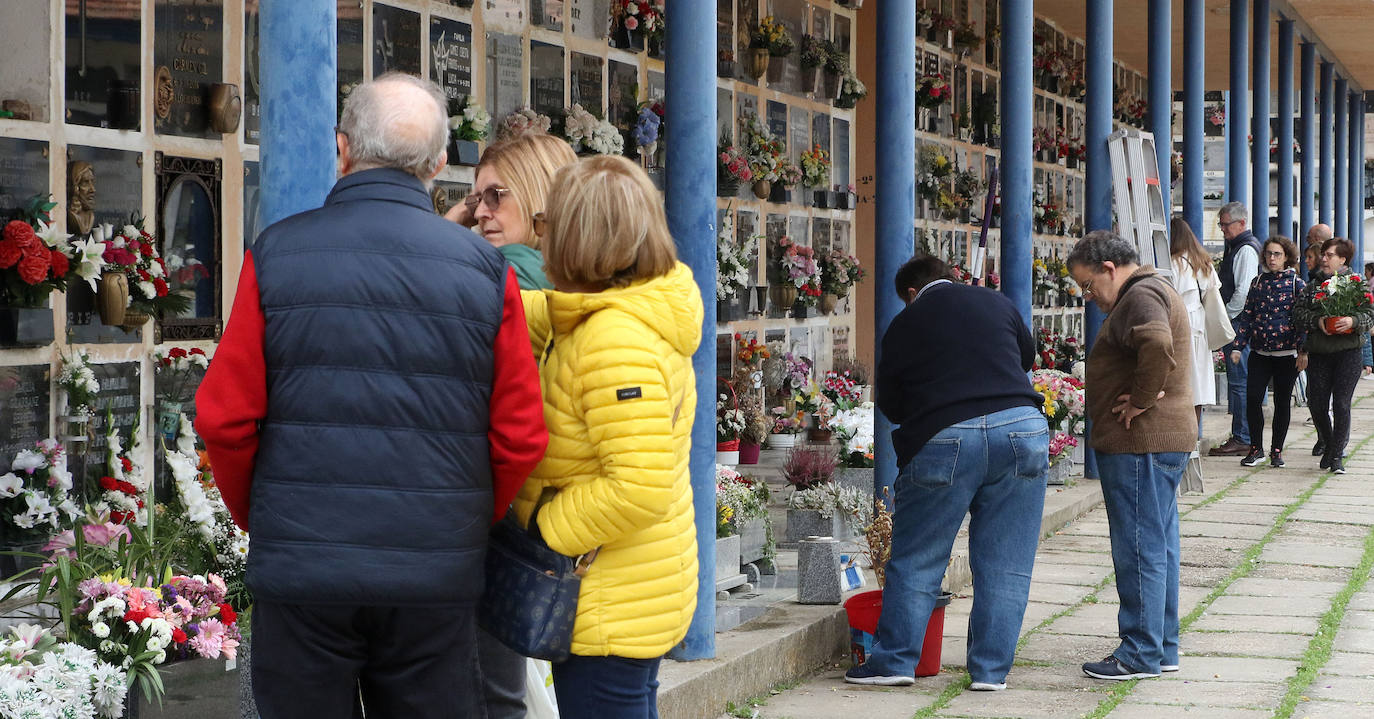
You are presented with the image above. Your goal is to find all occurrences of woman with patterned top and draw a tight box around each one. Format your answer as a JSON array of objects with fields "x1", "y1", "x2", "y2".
[{"x1": 1230, "y1": 236, "x2": 1305, "y2": 468}]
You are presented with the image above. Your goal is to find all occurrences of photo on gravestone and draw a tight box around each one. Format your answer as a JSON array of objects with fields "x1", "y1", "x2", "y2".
[
  {"x1": 373, "y1": 4, "x2": 422, "y2": 77},
  {"x1": 812, "y1": 111, "x2": 831, "y2": 159},
  {"x1": 152, "y1": 0, "x2": 224, "y2": 139},
  {"x1": 569, "y1": 0, "x2": 609, "y2": 40},
  {"x1": 607, "y1": 61, "x2": 639, "y2": 135},
  {"x1": 0, "y1": 138, "x2": 49, "y2": 220},
  {"x1": 834, "y1": 219, "x2": 851, "y2": 255},
  {"x1": 571, "y1": 53, "x2": 604, "y2": 116},
  {"x1": 532, "y1": 0, "x2": 564, "y2": 31},
  {"x1": 86, "y1": 361, "x2": 140, "y2": 496},
  {"x1": 486, "y1": 32, "x2": 525, "y2": 127},
  {"x1": 156, "y1": 154, "x2": 223, "y2": 341},
  {"x1": 767, "y1": 101, "x2": 788, "y2": 150},
  {"x1": 65, "y1": 0, "x2": 141, "y2": 128},
  {"x1": 431, "y1": 180, "x2": 473, "y2": 216},
  {"x1": 431, "y1": 17, "x2": 474, "y2": 115},
  {"x1": 66, "y1": 146, "x2": 145, "y2": 344},
  {"x1": 0, "y1": 365, "x2": 53, "y2": 477},
  {"x1": 243, "y1": 160, "x2": 262, "y2": 251},
  {"x1": 530, "y1": 42, "x2": 566, "y2": 129},
  {"x1": 337, "y1": 3, "x2": 366, "y2": 122}
]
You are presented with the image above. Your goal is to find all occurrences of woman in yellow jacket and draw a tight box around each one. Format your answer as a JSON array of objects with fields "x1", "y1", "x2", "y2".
[{"x1": 513, "y1": 154, "x2": 703, "y2": 718}]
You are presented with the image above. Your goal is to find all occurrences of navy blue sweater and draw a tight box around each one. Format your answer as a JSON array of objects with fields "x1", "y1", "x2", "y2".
[{"x1": 877, "y1": 282, "x2": 1043, "y2": 467}]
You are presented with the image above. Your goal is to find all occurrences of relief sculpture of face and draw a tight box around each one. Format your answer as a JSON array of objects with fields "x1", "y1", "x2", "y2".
[{"x1": 67, "y1": 161, "x2": 96, "y2": 236}]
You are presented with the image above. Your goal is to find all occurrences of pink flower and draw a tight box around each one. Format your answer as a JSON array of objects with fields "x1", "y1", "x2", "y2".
[
  {"x1": 625, "y1": 16, "x2": 639, "y2": 30},
  {"x1": 189, "y1": 618, "x2": 227, "y2": 659}
]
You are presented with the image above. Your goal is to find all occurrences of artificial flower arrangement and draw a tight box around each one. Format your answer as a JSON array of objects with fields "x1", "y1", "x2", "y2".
[
  {"x1": 448, "y1": 100, "x2": 491, "y2": 142},
  {"x1": 715, "y1": 213, "x2": 753, "y2": 302},
  {"x1": 820, "y1": 251, "x2": 864, "y2": 297},
  {"x1": 56, "y1": 349, "x2": 100, "y2": 419},
  {"x1": 152, "y1": 346, "x2": 209, "y2": 405},
  {"x1": 799, "y1": 144, "x2": 832, "y2": 189},
  {"x1": 916, "y1": 72, "x2": 949, "y2": 110},
  {"x1": 0, "y1": 623, "x2": 129, "y2": 718},
  {"x1": 951, "y1": 167, "x2": 985, "y2": 210},
  {"x1": 161, "y1": 414, "x2": 250, "y2": 608},
  {"x1": 100, "y1": 221, "x2": 191, "y2": 317},
  {"x1": 799, "y1": 34, "x2": 827, "y2": 70},
  {"x1": 781, "y1": 351, "x2": 813, "y2": 393},
  {"x1": 752, "y1": 16, "x2": 794, "y2": 57},
  {"x1": 820, "y1": 369, "x2": 864, "y2": 411},
  {"x1": 769, "y1": 408, "x2": 805, "y2": 436},
  {"x1": 563, "y1": 104, "x2": 625, "y2": 156},
  {"x1": 768, "y1": 236, "x2": 822, "y2": 304},
  {"x1": 741, "y1": 114, "x2": 784, "y2": 183},
  {"x1": 1048, "y1": 431, "x2": 1079, "y2": 467},
  {"x1": 838, "y1": 69, "x2": 868, "y2": 106},
  {"x1": 718, "y1": 144, "x2": 753, "y2": 185},
  {"x1": 1031, "y1": 368, "x2": 1086, "y2": 436},
  {"x1": 775, "y1": 158, "x2": 804, "y2": 189},
  {"x1": 1207, "y1": 101, "x2": 1226, "y2": 128},
  {"x1": 630, "y1": 103, "x2": 662, "y2": 154},
  {"x1": 1313, "y1": 272, "x2": 1373, "y2": 333},
  {"x1": 0, "y1": 439, "x2": 78, "y2": 544},
  {"x1": 0, "y1": 195, "x2": 82, "y2": 308},
  {"x1": 916, "y1": 145, "x2": 953, "y2": 207},
  {"x1": 824, "y1": 42, "x2": 849, "y2": 75},
  {"x1": 96, "y1": 407, "x2": 147, "y2": 526},
  {"x1": 828, "y1": 402, "x2": 875, "y2": 468},
  {"x1": 494, "y1": 106, "x2": 553, "y2": 141},
  {"x1": 792, "y1": 380, "x2": 832, "y2": 422},
  {"x1": 739, "y1": 393, "x2": 772, "y2": 446},
  {"x1": 715, "y1": 464, "x2": 769, "y2": 538},
  {"x1": 735, "y1": 333, "x2": 770, "y2": 369},
  {"x1": 717, "y1": 391, "x2": 746, "y2": 444},
  {"x1": 611, "y1": 0, "x2": 663, "y2": 38}
]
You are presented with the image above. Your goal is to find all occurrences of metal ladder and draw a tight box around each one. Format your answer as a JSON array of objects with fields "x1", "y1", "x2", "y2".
[{"x1": 1107, "y1": 129, "x2": 1172, "y2": 281}]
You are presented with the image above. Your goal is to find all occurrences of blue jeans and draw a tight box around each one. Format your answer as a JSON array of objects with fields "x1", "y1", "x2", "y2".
[
  {"x1": 1095, "y1": 451, "x2": 1186, "y2": 674},
  {"x1": 865, "y1": 406, "x2": 1048, "y2": 684},
  {"x1": 1225, "y1": 316, "x2": 1251, "y2": 444},
  {"x1": 552, "y1": 654, "x2": 662, "y2": 719}
]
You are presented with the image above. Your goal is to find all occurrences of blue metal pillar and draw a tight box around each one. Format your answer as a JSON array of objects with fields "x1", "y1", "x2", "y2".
[
  {"x1": 1350, "y1": 93, "x2": 1362, "y2": 256},
  {"x1": 260, "y1": 0, "x2": 337, "y2": 226},
  {"x1": 1335, "y1": 77, "x2": 1348, "y2": 238},
  {"x1": 1300, "y1": 42, "x2": 1316, "y2": 275},
  {"x1": 1321, "y1": 62, "x2": 1334, "y2": 226},
  {"x1": 1361, "y1": 96, "x2": 1367, "y2": 259},
  {"x1": 1001, "y1": 0, "x2": 1032, "y2": 326},
  {"x1": 1083, "y1": 0, "x2": 1112, "y2": 481},
  {"x1": 1149, "y1": 0, "x2": 1171, "y2": 225},
  {"x1": 663, "y1": 0, "x2": 717, "y2": 662},
  {"x1": 1183, "y1": 0, "x2": 1205, "y2": 238},
  {"x1": 1251, "y1": 0, "x2": 1270, "y2": 239},
  {"x1": 1276, "y1": 19, "x2": 1293, "y2": 241},
  {"x1": 1228, "y1": 0, "x2": 1249, "y2": 205},
  {"x1": 873, "y1": 0, "x2": 916, "y2": 508}
]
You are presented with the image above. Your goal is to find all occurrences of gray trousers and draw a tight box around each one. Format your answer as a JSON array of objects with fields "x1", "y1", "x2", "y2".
[{"x1": 479, "y1": 628, "x2": 528, "y2": 719}]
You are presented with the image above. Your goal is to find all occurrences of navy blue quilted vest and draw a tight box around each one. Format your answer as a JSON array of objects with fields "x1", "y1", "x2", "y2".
[{"x1": 247, "y1": 168, "x2": 506, "y2": 606}]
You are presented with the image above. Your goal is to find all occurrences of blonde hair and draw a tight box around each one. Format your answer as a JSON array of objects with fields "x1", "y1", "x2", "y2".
[
  {"x1": 542, "y1": 155, "x2": 678, "y2": 292},
  {"x1": 477, "y1": 133, "x2": 577, "y2": 248}
]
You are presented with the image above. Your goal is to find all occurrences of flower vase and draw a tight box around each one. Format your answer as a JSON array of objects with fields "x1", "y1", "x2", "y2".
[
  {"x1": 1047, "y1": 458, "x2": 1073, "y2": 486},
  {"x1": 791, "y1": 300, "x2": 810, "y2": 319},
  {"x1": 812, "y1": 189, "x2": 830, "y2": 209},
  {"x1": 807, "y1": 426, "x2": 833, "y2": 443},
  {"x1": 768, "y1": 432, "x2": 798, "y2": 450},
  {"x1": 0, "y1": 307, "x2": 54, "y2": 348},
  {"x1": 768, "y1": 183, "x2": 791, "y2": 204},
  {"x1": 639, "y1": 141, "x2": 657, "y2": 169},
  {"x1": 449, "y1": 138, "x2": 481, "y2": 166},
  {"x1": 157, "y1": 401, "x2": 183, "y2": 440},
  {"x1": 823, "y1": 70, "x2": 842, "y2": 99},
  {"x1": 96, "y1": 273, "x2": 129, "y2": 326},
  {"x1": 612, "y1": 25, "x2": 645, "y2": 53},
  {"x1": 1066, "y1": 155, "x2": 1078, "y2": 170},
  {"x1": 819, "y1": 293, "x2": 838, "y2": 315},
  {"x1": 751, "y1": 179, "x2": 772, "y2": 200},
  {"x1": 739, "y1": 442, "x2": 761, "y2": 465},
  {"x1": 58, "y1": 412, "x2": 90, "y2": 445},
  {"x1": 801, "y1": 66, "x2": 821, "y2": 95},
  {"x1": 648, "y1": 35, "x2": 663, "y2": 58},
  {"x1": 1323, "y1": 317, "x2": 1354, "y2": 335},
  {"x1": 747, "y1": 48, "x2": 771, "y2": 79}
]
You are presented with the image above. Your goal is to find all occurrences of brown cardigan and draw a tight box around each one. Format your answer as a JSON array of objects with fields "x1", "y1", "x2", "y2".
[{"x1": 1085, "y1": 267, "x2": 1198, "y2": 455}]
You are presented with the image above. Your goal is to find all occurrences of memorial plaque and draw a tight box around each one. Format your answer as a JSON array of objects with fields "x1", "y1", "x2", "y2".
[
  {"x1": 717, "y1": 88, "x2": 734, "y2": 145},
  {"x1": 243, "y1": 160, "x2": 261, "y2": 250},
  {"x1": 834, "y1": 219, "x2": 851, "y2": 255},
  {"x1": 0, "y1": 365, "x2": 51, "y2": 468},
  {"x1": 338, "y1": 4, "x2": 365, "y2": 121},
  {"x1": 65, "y1": 0, "x2": 142, "y2": 128},
  {"x1": 431, "y1": 180, "x2": 473, "y2": 216},
  {"x1": 431, "y1": 17, "x2": 474, "y2": 112},
  {"x1": 532, "y1": 0, "x2": 564, "y2": 31},
  {"x1": 153, "y1": 0, "x2": 224, "y2": 139},
  {"x1": 569, "y1": 0, "x2": 609, "y2": 39},
  {"x1": 832, "y1": 327, "x2": 850, "y2": 364},
  {"x1": 789, "y1": 109, "x2": 808, "y2": 163},
  {"x1": 88, "y1": 362, "x2": 140, "y2": 458},
  {"x1": 770, "y1": 0, "x2": 805, "y2": 94},
  {"x1": 484, "y1": 0, "x2": 528, "y2": 34},
  {"x1": 486, "y1": 33, "x2": 525, "y2": 125},
  {"x1": 373, "y1": 4, "x2": 422, "y2": 77},
  {"x1": 812, "y1": 217, "x2": 831, "y2": 256},
  {"x1": 789, "y1": 216, "x2": 809, "y2": 247},
  {"x1": 607, "y1": 61, "x2": 639, "y2": 133},
  {"x1": 0, "y1": 138, "x2": 49, "y2": 219},
  {"x1": 244, "y1": 6, "x2": 260, "y2": 143},
  {"x1": 833, "y1": 118, "x2": 851, "y2": 189},
  {"x1": 571, "y1": 53, "x2": 604, "y2": 114},
  {"x1": 738, "y1": 210, "x2": 760, "y2": 283},
  {"x1": 767, "y1": 102, "x2": 788, "y2": 152},
  {"x1": 835, "y1": 14, "x2": 852, "y2": 54},
  {"x1": 812, "y1": 112, "x2": 831, "y2": 163},
  {"x1": 529, "y1": 42, "x2": 566, "y2": 120}
]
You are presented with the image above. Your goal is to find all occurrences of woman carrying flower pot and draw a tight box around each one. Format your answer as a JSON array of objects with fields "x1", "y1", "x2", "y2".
[
  {"x1": 1292, "y1": 237, "x2": 1374, "y2": 474},
  {"x1": 1229, "y1": 236, "x2": 1305, "y2": 469},
  {"x1": 513, "y1": 156, "x2": 702, "y2": 718}
]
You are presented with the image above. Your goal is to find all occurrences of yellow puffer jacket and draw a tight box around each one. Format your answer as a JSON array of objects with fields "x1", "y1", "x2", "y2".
[{"x1": 514, "y1": 262, "x2": 703, "y2": 659}]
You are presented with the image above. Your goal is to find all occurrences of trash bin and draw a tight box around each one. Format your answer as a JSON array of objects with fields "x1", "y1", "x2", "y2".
[{"x1": 843, "y1": 590, "x2": 953, "y2": 677}]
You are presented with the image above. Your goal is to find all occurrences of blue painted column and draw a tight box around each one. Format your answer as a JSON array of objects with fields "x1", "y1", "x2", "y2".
[
  {"x1": 1300, "y1": 42, "x2": 1316, "y2": 274},
  {"x1": 1000, "y1": 0, "x2": 1032, "y2": 326},
  {"x1": 1251, "y1": 0, "x2": 1270, "y2": 239},
  {"x1": 1149, "y1": 0, "x2": 1171, "y2": 224},
  {"x1": 873, "y1": 0, "x2": 916, "y2": 507},
  {"x1": 1083, "y1": 0, "x2": 1112, "y2": 480},
  {"x1": 1228, "y1": 0, "x2": 1249, "y2": 205},
  {"x1": 1321, "y1": 63, "x2": 1334, "y2": 225},
  {"x1": 1350, "y1": 93, "x2": 1363, "y2": 256},
  {"x1": 260, "y1": 0, "x2": 337, "y2": 226},
  {"x1": 1335, "y1": 78, "x2": 1348, "y2": 239},
  {"x1": 1183, "y1": 0, "x2": 1205, "y2": 237},
  {"x1": 1361, "y1": 96, "x2": 1367, "y2": 259},
  {"x1": 663, "y1": 0, "x2": 717, "y2": 662},
  {"x1": 1276, "y1": 19, "x2": 1293, "y2": 241}
]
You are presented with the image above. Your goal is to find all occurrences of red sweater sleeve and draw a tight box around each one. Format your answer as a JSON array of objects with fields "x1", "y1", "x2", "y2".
[
  {"x1": 488, "y1": 267, "x2": 548, "y2": 523},
  {"x1": 195, "y1": 251, "x2": 267, "y2": 530}
]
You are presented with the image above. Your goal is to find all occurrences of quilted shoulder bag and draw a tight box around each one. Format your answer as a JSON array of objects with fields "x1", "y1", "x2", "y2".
[{"x1": 478, "y1": 488, "x2": 598, "y2": 662}]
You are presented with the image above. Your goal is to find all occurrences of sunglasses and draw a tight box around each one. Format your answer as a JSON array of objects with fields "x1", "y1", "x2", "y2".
[{"x1": 464, "y1": 186, "x2": 512, "y2": 213}]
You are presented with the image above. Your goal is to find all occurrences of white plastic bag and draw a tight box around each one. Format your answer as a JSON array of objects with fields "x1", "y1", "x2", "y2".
[{"x1": 524, "y1": 658, "x2": 559, "y2": 719}]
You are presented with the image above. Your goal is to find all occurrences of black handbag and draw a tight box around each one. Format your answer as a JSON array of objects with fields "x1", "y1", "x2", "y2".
[{"x1": 478, "y1": 490, "x2": 598, "y2": 662}]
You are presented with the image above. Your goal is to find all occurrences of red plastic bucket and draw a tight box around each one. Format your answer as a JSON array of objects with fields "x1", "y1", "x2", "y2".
[{"x1": 843, "y1": 590, "x2": 953, "y2": 677}]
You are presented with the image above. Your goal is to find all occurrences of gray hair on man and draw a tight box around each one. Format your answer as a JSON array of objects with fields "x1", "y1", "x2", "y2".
[
  {"x1": 1218, "y1": 201, "x2": 1248, "y2": 224},
  {"x1": 338, "y1": 72, "x2": 449, "y2": 182},
  {"x1": 1066, "y1": 230, "x2": 1140, "y2": 271}
]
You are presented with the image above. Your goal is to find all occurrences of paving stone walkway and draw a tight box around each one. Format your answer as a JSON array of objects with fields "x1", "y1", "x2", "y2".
[{"x1": 718, "y1": 380, "x2": 1374, "y2": 719}]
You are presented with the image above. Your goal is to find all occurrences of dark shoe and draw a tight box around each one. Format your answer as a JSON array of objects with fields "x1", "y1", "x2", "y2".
[
  {"x1": 1082, "y1": 655, "x2": 1160, "y2": 681},
  {"x1": 1209, "y1": 437, "x2": 1250, "y2": 456},
  {"x1": 844, "y1": 663, "x2": 915, "y2": 686},
  {"x1": 1241, "y1": 448, "x2": 1266, "y2": 467},
  {"x1": 1312, "y1": 440, "x2": 1327, "y2": 457},
  {"x1": 1320, "y1": 454, "x2": 1333, "y2": 470},
  {"x1": 1331, "y1": 457, "x2": 1346, "y2": 475},
  {"x1": 1269, "y1": 450, "x2": 1285, "y2": 468}
]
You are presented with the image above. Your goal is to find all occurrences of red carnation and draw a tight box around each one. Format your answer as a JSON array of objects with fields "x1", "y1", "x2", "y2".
[
  {"x1": 0, "y1": 239, "x2": 20, "y2": 269},
  {"x1": 1352, "y1": 275, "x2": 1363, "y2": 283},
  {"x1": 172, "y1": 628, "x2": 188, "y2": 644},
  {"x1": 154, "y1": 278, "x2": 169, "y2": 296},
  {"x1": 121, "y1": 457, "x2": 132, "y2": 472},
  {"x1": 2, "y1": 221, "x2": 37, "y2": 249},
  {"x1": 109, "y1": 510, "x2": 131, "y2": 524},
  {"x1": 16, "y1": 250, "x2": 50, "y2": 285},
  {"x1": 190, "y1": 347, "x2": 206, "y2": 356},
  {"x1": 139, "y1": 242, "x2": 153, "y2": 257},
  {"x1": 156, "y1": 257, "x2": 167, "y2": 273},
  {"x1": 123, "y1": 608, "x2": 148, "y2": 624},
  {"x1": 169, "y1": 347, "x2": 188, "y2": 359},
  {"x1": 117, "y1": 480, "x2": 138, "y2": 495},
  {"x1": 99, "y1": 476, "x2": 118, "y2": 491},
  {"x1": 137, "y1": 269, "x2": 150, "y2": 281},
  {"x1": 49, "y1": 249, "x2": 69, "y2": 278},
  {"x1": 218, "y1": 603, "x2": 237, "y2": 625}
]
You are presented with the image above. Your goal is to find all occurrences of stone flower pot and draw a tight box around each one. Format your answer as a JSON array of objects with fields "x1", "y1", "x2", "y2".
[
  {"x1": 739, "y1": 516, "x2": 770, "y2": 564},
  {"x1": 834, "y1": 467, "x2": 875, "y2": 497},
  {"x1": 785, "y1": 508, "x2": 851, "y2": 544}
]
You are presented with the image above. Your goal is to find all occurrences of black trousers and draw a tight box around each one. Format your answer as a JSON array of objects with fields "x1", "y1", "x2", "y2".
[
  {"x1": 478, "y1": 628, "x2": 528, "y2": 719},
  {"x1": 252, "y1": 600, "x2": 488, "y2": 719},
  {"x1": 1307, "y1": 347, "x2": 1363, "y2": 459},
  {"x1": 1245, "y1": 353, "x2": 1300, "y2": 452}
]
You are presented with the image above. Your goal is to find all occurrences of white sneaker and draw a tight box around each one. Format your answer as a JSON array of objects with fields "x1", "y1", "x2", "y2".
[
  {"x1": 969, "y1": 681, "x2": 1007, "y2": 691},
  {"x1": 1161, "y1": 664, "x2": 1179, "y2": 672}
]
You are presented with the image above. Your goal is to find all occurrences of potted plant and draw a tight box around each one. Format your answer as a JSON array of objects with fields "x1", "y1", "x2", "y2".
[
  {"x1": 447, "y1": 99, "x2": 490, "y2": 167},
  {"x1": 827, "y1": 403, "x2": 873, "y2": 497},
  {"x1": 823, "y1": 42, "x2": 848, "y2": 99},
  {"x1": 1, "y1": 196, "x2": 80, "y2": 347},
  {"x1": 800, "y1": 144, "x2": 832, "y2": 207},
  {"x1": 768, "y1": 409, "x2": 805, "y2": 449},
  {"x1": 835, "y1": 70, "x2": 867, "y2": 110},
  {"x1": 784, "y1": 474, "x2": 870, "y2": 543},
  {"x1": 1312, "y1": 272, "x2": 1373, "y2": 334},
  {"x1": 767, "y1": 235, "x2": 821, "y2": 312},
  {"x1": 718, "y1": 143, "x2": 752, "y2": 197},
  {"x1": 741, "y1": 114, "x2": 782, "y2": 199},
  {"x1": 1031, "y1": 369, "x2": 1086, "y2": 485},
  {"x1": 799, "y1": 35, "x2": 826, "y2": 94},
  {"x1": 717, "y1": 465, "x2": 773, "y2": 569},
  {"x1": 952, "y1": 20, "x2": 982, "y2": 54},
  {"x1": 739, "y1": 397, "x2": 770, "y2": 465},
  {"x1": 716, "y1": 384, "x2": 745, "y2": 464}
]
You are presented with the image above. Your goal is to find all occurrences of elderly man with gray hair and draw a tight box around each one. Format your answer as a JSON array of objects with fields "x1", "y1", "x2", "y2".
[
  {"x1": 1067, "y1": 231, "x2": 1196, "y2": 681},
  {"x1": 196, "y1": 72, "x2": 547, "y2": 717},
  {"x1": 1208, "y1": 201, "x2": 1262, "y2": 456}
]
